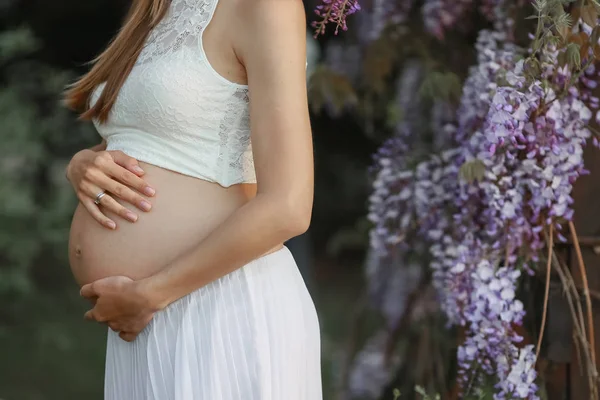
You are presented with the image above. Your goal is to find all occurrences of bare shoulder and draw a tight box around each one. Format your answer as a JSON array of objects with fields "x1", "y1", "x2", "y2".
[
  {"x1": 233, "y1": 0, "x2": 305, "y2": 23},
  {"x1": 231, "y1": 0, "x2": 306, "y2": 59}
]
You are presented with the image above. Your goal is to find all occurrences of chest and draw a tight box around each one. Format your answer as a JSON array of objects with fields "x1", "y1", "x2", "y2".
[{"x1": 93, "y1": 50, "x2": 248, "y2": 136}]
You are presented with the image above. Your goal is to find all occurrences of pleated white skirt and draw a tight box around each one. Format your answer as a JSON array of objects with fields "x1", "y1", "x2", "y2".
[{"x1": 104, "y1": 246, "x2": 322, "y2": 400}]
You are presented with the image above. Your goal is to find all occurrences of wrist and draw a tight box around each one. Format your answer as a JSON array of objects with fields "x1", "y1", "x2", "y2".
[
  {"x1": 135, "y1": 273, "x2": 174, "y2": 312},
  {"x1": 66, "y1": 149, "x2": 92, "y2": 182}
]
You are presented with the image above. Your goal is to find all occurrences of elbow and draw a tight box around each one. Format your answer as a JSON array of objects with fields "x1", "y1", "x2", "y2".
[
  {"x1": 290, "y1": 208, "x2": 311, "y2": 237},
  {"x1": 277, "y1": 197, "x2": 312, "y2": 239}
]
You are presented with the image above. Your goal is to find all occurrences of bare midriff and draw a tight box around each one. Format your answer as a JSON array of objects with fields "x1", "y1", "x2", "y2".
[{"x1": 68, "y1": 161, "x2": 282, "y2": 287}]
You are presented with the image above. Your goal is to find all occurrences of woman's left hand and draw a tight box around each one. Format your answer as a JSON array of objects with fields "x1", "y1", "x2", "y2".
[{"x1": 80, "y1": 276, "x2": 159, "y2": 342}]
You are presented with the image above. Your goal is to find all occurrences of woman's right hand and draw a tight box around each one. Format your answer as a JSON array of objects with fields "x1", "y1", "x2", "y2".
[{"x1": 66, "y1": 149, "x2": 156, "y2": 230}]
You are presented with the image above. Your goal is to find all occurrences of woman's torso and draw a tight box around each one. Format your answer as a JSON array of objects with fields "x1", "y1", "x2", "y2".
[
  {"x1": 92, "y1": 0, "x2": 255, "y2": 187},
  {"x1": 69, "y1": 163, "x2": 265, "y2": 286},
  {"x1": 69, "y1": 0, "x2": 281, "y2": 286}
]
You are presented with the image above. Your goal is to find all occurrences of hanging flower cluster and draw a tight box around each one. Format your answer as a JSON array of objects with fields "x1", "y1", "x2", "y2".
[
  {"x1": 313, "y1": 0, "x2": 508, "y2": 38},
  {"x1": 421, "y1": 0, "x2": 473, "y2": 39},
  {"x1": 314, "y1": 0, "x2": 600, "y2": 398},
  {"x1": 370, "y1": 20, "x2": 598, "y2": 395},
  {"x1": 313, "y1": 0, "x2": 362, "y2": 36}
]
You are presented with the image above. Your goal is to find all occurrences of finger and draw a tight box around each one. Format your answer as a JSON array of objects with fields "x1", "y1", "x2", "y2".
[
  {"x1": 84, "y1": 309, "x2": 95, "y2": 321},
  {"x1": 119, "y1": 331, "x2": 137, "y2": 342},
  {"x1": 96, "y1": 191, "x2": 139, "y2": 223},
  {"x1": 92, "y1": 174, "x2": 152, "y2": 213},
  {"x1": 104, "y1": 161, "x2": 155, "y2": 198},
  {"x1": 80, "y1": 282, "x2": 97, "y2": 299},
  {"x1": 108, "y1": 322, "x2": 120, "y2": 332},
  {"x1": 79, "y1": 196, "x2": 116, "y2": 230},
  {"x1": 82, "y1": 181, "x2": 139, "y2": 222},
  {"x1": 110, "y1": 150, "x2": 145, "y2": 177},
  {"x1": 85, "y1": 309, "x2": 108, "y2": 323}
]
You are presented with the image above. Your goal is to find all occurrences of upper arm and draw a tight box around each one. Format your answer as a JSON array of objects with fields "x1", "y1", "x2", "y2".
[{"x1": 234, "y1": 0, "x2": 313, "y2": 213}]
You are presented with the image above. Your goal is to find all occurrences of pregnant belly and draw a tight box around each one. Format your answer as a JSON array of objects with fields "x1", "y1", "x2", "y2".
[{"x1": 68, "y1": 161, "x2": 257, "y2": 287}]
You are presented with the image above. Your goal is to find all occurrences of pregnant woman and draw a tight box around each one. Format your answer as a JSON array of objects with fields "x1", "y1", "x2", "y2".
[{"x1": 63, "y1": 0, "x2": 321, "y2": 398}]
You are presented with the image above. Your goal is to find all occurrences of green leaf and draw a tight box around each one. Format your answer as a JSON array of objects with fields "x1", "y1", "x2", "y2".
[
  {"x1": 580, "y1": 4, "x2": 598, "y2": 27},
  {"x1": 566, "y1": 42, "x2": 582, "y2": 68},
  {"x1": 555, "y1": 13, "x2": 572, "y2": 40},
  {"x1": 418, "y1": 71, "x2": 462, "y2": 102},
  {"x1": 525, "y1": 58, "x2": 542, "y2": 78},
  {"x1": 594, "y1": 42, "x2": 600, "y2": 59},
  {"x1": 533, "y1": 0, "x2": 548, "y2": 13},
  {"x1": 547, "y1": 0, "x2": 566, "y2": 17},
  {"x1": 459, "y1": 159, "x2": 486, "y2": 183},
  {"x1": 591, "y1": 25, "x2": 600, "y2": 43},
  {"x1": 387, "y1": 104, "x2": 405, "y2": 127},
  {"x1": 414, "y1": 386, "x2": 441, "y2": 400},
  {"x1": 558, "y1": 49, "x2": 568, "y2": 66}
]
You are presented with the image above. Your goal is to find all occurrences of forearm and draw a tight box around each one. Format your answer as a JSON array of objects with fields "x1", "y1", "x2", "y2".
[{"x1": 141, "y1": 194, "x2": 310, "y2": 310}]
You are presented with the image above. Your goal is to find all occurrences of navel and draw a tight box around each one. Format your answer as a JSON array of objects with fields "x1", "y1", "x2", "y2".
[{"x1": 74, "y1": 245, "x2": 83, "y2": 259}]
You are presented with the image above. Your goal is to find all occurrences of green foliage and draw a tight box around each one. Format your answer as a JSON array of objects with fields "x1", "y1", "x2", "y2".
[
  {"x1": 308, "y1": 65, "x2": 360, "y2": 117},
  {"x1": 412, "y1": 382, "x2": 498, "y2": 400},
  {"x1": 0, "y1": 293, "x2": 106, "y2": 398},
  {"x1": 0, "y1": 27, "x2": 96, "y2": 302},
  {"x1": 566, "y1": 42, "x2": 582, "y2": 68},
  {"x1": 0, "y1": 27, "x2": 39, "y2": 60},
  {"x1": 414, "y1": 386, "x2": 441, "y2": 400},
  {"x1": 418, "y1": 71, "x2": 462, "y2": 103}
]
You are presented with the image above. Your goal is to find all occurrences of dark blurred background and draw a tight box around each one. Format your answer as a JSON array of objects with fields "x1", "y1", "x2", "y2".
[{"x1": 0, "y1": 1, "x2": 376, "y2": 399}]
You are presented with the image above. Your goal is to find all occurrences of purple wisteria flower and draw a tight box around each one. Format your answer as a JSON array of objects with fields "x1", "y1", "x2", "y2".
[
  {"x1": 315, "y1": 0, "x2": 600, "y2": 397},
  {"x1": 314, "y1": 0, "x2": 511, "y2": 41},
  {"x1": 366, "y1": 20, "x2": 598, "y2": 396},
  {"x1": 451, "y1": 248, "x2": 538, "y2": 399},
  {"x1": 347, "y1": 330, "x2": 402, "y2": 398},
  {"x1": 366, "y1": 0, "x2": 415, "y2": 40},
  {"x1": 422, "y1": 0, "x2": 473, "y2": 39},
  {"x1": 313, "y1": 0, "x2": 361, "y2": 36}
]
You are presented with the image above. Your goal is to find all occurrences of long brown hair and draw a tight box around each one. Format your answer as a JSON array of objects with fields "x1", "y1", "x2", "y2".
[{"x1": 63, "y1": 0, "x2": 170, "y2": 123}]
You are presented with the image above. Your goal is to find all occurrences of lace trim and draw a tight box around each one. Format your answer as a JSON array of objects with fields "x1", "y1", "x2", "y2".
[
  {"x1": 217, "y1": 89, "x2": 254, "y2": 184},
  {"x1": 136, "y1": 0, "x2": 211, "y2": 65},
  {"x1": 95, "y1": 0, "x2": 257, "y2": 187}
]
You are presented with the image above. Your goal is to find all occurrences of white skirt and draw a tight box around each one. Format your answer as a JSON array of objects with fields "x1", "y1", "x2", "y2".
[{"x1": 104, "y1": 246, "x2": 322, "y2": 400}]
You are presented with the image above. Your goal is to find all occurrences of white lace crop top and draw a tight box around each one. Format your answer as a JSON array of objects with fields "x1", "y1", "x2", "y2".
[{"x1": 91, "y1": 0, "x2": 255, "y2": 187}]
